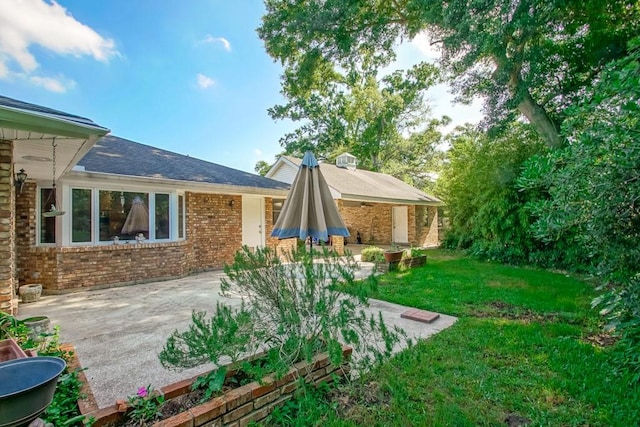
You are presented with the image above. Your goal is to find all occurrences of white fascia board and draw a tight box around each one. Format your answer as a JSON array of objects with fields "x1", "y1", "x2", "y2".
[
  {"x1": 340, "y1": 194, "x2": 444, "y2": 206},
  {"x1": 63, "y1": 171, "x2": 291, "y2": 198},
  {"x1": 0, "y1": 105, "x2": 110, "y2": 138}
]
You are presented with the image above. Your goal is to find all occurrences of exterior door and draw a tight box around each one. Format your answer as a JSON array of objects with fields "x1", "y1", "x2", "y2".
[
  {"x1": 242, "y1": 197, "x2": 264, "y2": 250},
  {"x1": 392, "y1": 206, "x2": 408, "y2": 244}
]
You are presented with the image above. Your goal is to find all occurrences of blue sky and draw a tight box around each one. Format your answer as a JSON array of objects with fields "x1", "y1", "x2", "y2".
[{"x1": 0, "y1": 0, "x2": 483, "y2": 173}]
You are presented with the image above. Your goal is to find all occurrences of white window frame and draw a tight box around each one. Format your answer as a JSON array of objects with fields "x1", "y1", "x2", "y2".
[{"x1": 38, "y1": 184, "x2": 185, "y2": 246}]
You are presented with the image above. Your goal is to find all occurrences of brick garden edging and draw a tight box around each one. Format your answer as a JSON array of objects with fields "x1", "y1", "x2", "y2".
[
  {"x1": 78, "y1": 346, "x2": 352, "y2": 427},
  {"x1": 399, "y1": 255, "x2": 427, "y2": 269}
]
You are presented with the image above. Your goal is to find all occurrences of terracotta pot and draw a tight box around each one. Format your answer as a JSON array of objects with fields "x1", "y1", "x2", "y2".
[
  {"x1": 383, "y1": 251, "x2": 403, "y2": 263},
  {"x1": 0, "y1": 337, "x2": 28, "y2": 362}
]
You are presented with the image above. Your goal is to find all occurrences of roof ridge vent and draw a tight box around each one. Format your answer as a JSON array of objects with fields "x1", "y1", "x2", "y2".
[{"x1": 336, "y1": 152, "x2": 357, "y2": 170}]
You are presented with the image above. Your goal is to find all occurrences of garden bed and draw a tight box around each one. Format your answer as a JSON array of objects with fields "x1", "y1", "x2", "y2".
[{"x1": 81, "y1": 346, "x2": 352, "y2": 427}]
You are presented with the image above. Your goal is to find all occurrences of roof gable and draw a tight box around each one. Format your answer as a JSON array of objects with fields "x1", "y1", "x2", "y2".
[{"x1": 271, "y1": 155, "x2": 441, "y2": 205}]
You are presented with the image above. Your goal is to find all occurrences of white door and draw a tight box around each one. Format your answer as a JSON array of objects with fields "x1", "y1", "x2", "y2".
[
  {"x1": 242, "y1": 197, "x2": 264, "y2": 250},
  {"x1": 392, "y1": 206, "x2": 408, "y2": 244}
]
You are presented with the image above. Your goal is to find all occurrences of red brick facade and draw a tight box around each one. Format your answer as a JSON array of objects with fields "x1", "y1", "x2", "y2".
[
  {"x1": 339, "y1": 201, "x2": 438, "y2": 247},
  {"x1": 14, "y1": 191, "x2": 294, "y2": 294},
  {"x1": 12, "y1": 184, "x2": 432, "y2": 296}
]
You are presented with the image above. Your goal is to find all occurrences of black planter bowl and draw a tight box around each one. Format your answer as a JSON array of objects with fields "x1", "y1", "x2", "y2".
[{"x1": 0, "y1": 357, "x2": 66, "y2": 427}]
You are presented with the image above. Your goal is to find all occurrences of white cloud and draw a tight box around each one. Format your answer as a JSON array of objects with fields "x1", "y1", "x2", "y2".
[
  {"x1": 196, "y1": 73, "x2": 215, "y2": 89},
  {"x1": 254, "y1": 149, "x2": 262, "y2": 156},
  {"x1": 409, "y1": 32, "x2": 441, "y2": 61},
  {"x1": 200, "y1": 35, "x2": 231, "y2": 52},
  {"x1": 29, "y1": 75, "x2": 75, "y2": 93},
  {"x1": 0, "y1": 0, "x2": 117, "y2": 90}
]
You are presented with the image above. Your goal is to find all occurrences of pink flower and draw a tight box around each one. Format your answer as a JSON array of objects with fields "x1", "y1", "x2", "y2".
[{"x1": 137, "y1": 386, "x2": 148, "y2": 397}]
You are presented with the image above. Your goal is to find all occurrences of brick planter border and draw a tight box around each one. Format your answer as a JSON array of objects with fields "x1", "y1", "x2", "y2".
[
  {"x1": 79, "y1": 346, "x2": 352, "y2": 427},
  {"x1": 400, "y1": 255, "x2": 427, "y2": 269}
]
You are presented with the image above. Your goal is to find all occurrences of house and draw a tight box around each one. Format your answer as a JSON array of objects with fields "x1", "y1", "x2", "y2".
[
  {"x1": 266, "y1": 152, "x2": 442, "y2": 248},
  {"x1": 1, "y1": 95, "x2": 290, "y2": 310}
]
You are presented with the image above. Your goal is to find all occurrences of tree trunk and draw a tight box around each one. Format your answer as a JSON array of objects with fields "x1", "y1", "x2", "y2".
[
  {"x1": 501, "y1": 56, "x2": 562, "y2": 149},
  {"x1": 517, "y1": 91, "x2": 562, "y2": 148}
]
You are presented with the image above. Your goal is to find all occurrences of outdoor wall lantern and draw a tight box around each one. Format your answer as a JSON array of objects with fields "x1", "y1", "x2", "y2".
[
  {"x1": 14, "y1": 168, "x2": 27, "y2": 194},
  {"x1": 228, "y1": 199, "x2": 235, "y2": 207}
]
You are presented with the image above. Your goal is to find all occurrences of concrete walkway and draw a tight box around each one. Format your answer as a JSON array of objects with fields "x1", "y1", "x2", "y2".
[{"x1": 19, "y1": 263, "x2": 456, "y2": 409}]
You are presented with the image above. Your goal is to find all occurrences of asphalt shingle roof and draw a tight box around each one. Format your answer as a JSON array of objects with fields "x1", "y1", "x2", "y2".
[
  {"x1": 79, "y1": 135, "x2": 290, "y2": 191},
  {"x1": 283, "y1": 156, "x2": 442, "y2": 204},
  {"x1": 0, "y1": 95, "x2": 108, "y2": 131}
]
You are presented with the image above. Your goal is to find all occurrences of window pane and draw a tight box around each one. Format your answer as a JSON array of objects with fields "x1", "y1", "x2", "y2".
[
  {"x1": 272, "y1": 198, "x2": 284, "y2": 224},
  {"x1": 40, "y1": 188, "x2": 56, "y2": 244},
  {"x1": 155, "y1": 193, "x2": 170, "y2": 239},
  {"x1": 99, "y1": 191, "x2": 149, "y2": 241},
  {"x1": 72, "y1": 189, "x2": 92, "y2": 242},
  {"x1": 178, "y1": 195, "x2": 184, "y2": 239}
]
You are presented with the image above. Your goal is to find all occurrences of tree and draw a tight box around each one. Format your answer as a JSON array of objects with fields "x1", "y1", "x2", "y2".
[
  {"x1": 269, "y1": 55, "x2": 440, "y2": 171},
  {"x1": 254, "y1": 160, "x2": 272, "y2": 176},
  {"x1": 260, "y1": 0, "x2": 639, "y2": 148},
  {"x1": 518, "y1": 38, "x2": 640, "y2": 377},
  {"x1": 381, "y1": 116, "x2": 449, "y2": 194},
  {"x1": 438, "y1": 123, "x2": 547, "y2": 264}
]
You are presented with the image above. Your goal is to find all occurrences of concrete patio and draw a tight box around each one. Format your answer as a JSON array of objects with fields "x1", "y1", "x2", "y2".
[{"x1": 18, "y1": 261, "x2": 456, "y2": 409}]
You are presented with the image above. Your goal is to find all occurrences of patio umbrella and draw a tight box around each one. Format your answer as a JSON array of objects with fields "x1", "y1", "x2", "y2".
[
  {"x1": 271, "y1": 151, "x2": 349, "y2": 249},
  {"x1": 121, "y1": 196, "x2": 149, "y2": 235}
]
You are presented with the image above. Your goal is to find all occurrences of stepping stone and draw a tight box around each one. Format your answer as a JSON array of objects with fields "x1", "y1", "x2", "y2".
[{"x1": 401, "y1": 308, "x2": 440, "y2": 324}]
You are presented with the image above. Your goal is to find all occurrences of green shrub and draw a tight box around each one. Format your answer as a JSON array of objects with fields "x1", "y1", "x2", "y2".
[
  {"x1": 160, "y1": 246, "x2": 405, "y2": 385},
  {"x1": 360, "y1": 246, "x2": 385, "y2": 263}
]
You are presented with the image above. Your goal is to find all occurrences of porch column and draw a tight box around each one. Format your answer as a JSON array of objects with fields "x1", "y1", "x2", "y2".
[{"x1": 0, "y1": 139, "x2": 17, "y2": 315}]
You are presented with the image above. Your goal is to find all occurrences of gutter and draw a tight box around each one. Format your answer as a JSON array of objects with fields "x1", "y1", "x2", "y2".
[
  {"x1": 0, "y1": 104, "x2": 110, "y2": 139},
  {"x1": 341, "y1": 194, "x2": 444, "y2": 206},
  {"x1": 63, "y1": 170, "x2": 291, "y2": 198}
]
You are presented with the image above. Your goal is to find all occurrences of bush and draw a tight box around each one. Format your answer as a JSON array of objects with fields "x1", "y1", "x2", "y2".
[
  {"x1": 160, "y1": 246, "x2": 405, "y2": 386},
  {"x1": 360, "y1": 246, "x2": 385, "y2": 263},
  {"x1": 438, "y1": 123, "x2": 550, "y2": 266},
  {"x1": 519, "y1": 38, "x2": 640, "y2": 380}
]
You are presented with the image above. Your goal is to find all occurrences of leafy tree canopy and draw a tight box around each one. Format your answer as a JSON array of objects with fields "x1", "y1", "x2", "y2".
[
  {"x1": 268, "y1": 51, "x2": 441, "y2": 171},
  {"x1": 260, "y1": 0, "x2": 639, "y2": 148},
  {"x1": 254, "y1": 160, "x2": 272, "y2": 176},
  {"x1": 518, "y1": 38, "x2": 640, "y2": 378}
]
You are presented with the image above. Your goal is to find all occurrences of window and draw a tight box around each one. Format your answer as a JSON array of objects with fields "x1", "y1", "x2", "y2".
[
  {"x1": 40, "y1": 188, "x2": 56, "y2": 244},
  {"x1": 178, "y1": 194, "x2": 185, "y2": 239},
  {"x1": 72, "y1": 189, "x2": 92, "y2": 242},
  {"x1": 155, "y1": 193, "x2": 170, "y2": 239},
  {"x1": 272, "y1": 198, "x2": 284, "y2": 224},
  {"x1": 99, "y1": 191, "x2": 149, "y2": 242},
  {"x1": 39, "y1": 186, "x2": 185, "y2": 245}
]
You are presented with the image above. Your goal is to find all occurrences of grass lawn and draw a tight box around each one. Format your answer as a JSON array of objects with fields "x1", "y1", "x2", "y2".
[{"x1": 265, "y1": 249, "x2": 640, "y2": 426}]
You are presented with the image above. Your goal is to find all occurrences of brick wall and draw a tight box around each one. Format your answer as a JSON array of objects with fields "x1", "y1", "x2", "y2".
[
  {"x1": 15, "y1": 190, "x2": 284, "y2": 293},
  {"x1": 340, "y1": 202, "x2": 417, "y2": 246},
  {"x1": 15, "y1": 182, "x2": 37, "y2": 287},
  {"x1": 341, "y1": 202, "x2": 393, "y2": 245},
  {"x1": 340, "y1": 202, "x2": 438, "y2": 248},
  {"x1": 0, "y1": 140, "x2": 17, "y2": 314},
  {"x1": 87, "y1": 346, "x2": 352, "y2": 427},
  {"x1": 186, "y1": 193, "x2": 243, "y2": 272},
  {"x1": 416, "y1": 205, "x2": 439, "y2": 247}
]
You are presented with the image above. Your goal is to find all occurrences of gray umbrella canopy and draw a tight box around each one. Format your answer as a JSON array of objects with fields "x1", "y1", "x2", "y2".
[
  {"x1": 121, "y1": 196, "x2": 149, "y2": 235},
  {"x1": 271, "y1": 151, "x2": 350, "y2": 242}
]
